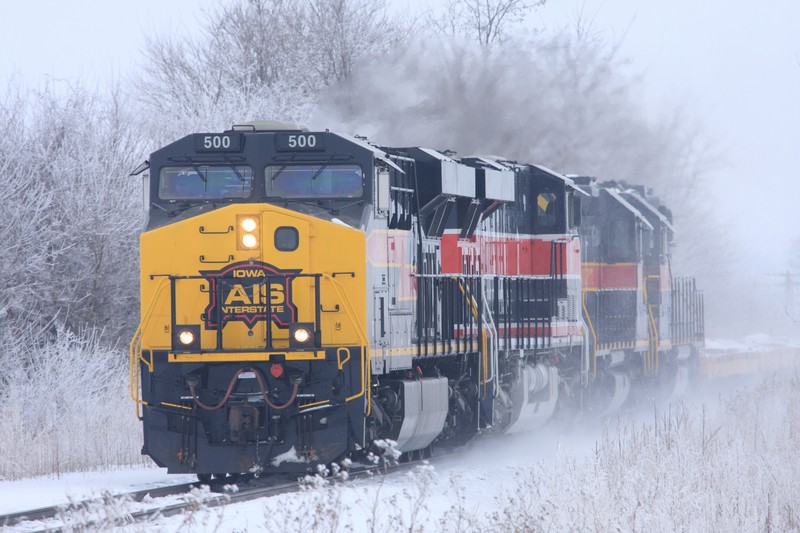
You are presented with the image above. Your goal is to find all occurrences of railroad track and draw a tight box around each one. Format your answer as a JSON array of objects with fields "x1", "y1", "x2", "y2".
[
  {"x1": 0, "y1": 480, "x2": 200, "y2": 531},
  {"x1": 1, "y1": 458, "x2": 431, "y2": 532}
]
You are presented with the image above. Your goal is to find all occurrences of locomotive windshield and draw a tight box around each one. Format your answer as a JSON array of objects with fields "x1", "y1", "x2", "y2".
[
  {"x1": 266, "y1": 164, "x2": 363, "y2": 199},
  {"x1": 159, "y1": 165, "x2": 253, "y2": 200}
]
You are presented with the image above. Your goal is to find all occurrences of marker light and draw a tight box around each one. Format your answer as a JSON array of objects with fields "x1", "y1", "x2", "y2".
[
  {"x1": 178, "y1": 330, "x2": 195, "y2": 345},
  {"x1": 241, "y1": 217, "x2": 257, "y2": 232},
  {"x1": 270, "y1": 363, "x2": 284, "y2": 379},
  {"x1": 242, "y1": 233, "x2": 258, "y2": 248}
]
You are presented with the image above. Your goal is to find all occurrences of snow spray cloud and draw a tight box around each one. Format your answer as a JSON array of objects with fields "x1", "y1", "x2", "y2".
[
  {"x1": 313, "y1": 32, "x2": 681, "y2": 189},
  {"x1": 312, "y1": 33, "x2": 771, "y2": 337}
]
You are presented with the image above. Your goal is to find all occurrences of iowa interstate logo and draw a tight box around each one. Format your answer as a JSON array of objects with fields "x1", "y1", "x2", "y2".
[{"x1": 200, "y1": 261, "x2": 301, "y2": 329}]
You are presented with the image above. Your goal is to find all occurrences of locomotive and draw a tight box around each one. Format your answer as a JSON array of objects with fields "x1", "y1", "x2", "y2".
[{"x1": 129, "y1": 120, "x2": 704, "y2": 479}]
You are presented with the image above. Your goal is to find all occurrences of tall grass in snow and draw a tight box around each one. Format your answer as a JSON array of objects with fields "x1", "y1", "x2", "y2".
[
  {"x1": 246, "y1": 368, "x2": 800, "y2": 532},
  {"x1": 0, "y1": 329, "x2": 146, "y2": 480},
  {"x1": 488, "y1": 373, "x2": 800, "y2": 531},
  {"x1": 36, "y1": 366, "x2": 800, "y2": 531}
]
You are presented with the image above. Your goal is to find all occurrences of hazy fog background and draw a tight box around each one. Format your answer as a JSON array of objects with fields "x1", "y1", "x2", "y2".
[
  {"x1": 1, "y1": 2, "x2": 800, "y2": 509},
  {"x1": 2, "y1": 6, "x2": 798, "y2": 525},
  {"x1": 542, "y1": 1, "x2": 800, "y2": 336},
  {"x1": 539, "y1": 0, "x2": 800, "y2": 273},
  {"x1": 1, "y1": 0, "x2": 799, "y2": 338}
]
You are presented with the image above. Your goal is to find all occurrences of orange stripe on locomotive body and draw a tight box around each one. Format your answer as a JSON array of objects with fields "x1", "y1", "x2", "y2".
[
  {"x1": 440, "y1": 231, "x2": 583, "y2": 278},
  {"x1": 642, "y1": 263, "x2": 671, "y2": 292},
  {"x1": 582, "y1": 262, "x2": 642, "y2": 291},
  {"x1": 489, "y1": 323, "x2": 584, "y2": 338}
]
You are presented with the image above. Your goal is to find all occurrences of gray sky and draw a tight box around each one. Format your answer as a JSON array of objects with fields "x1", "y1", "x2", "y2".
[
  {"x1": 0, "y1": 0, "x2": 215, "y2": 84},
  {"x1": 2, "y1": 0, "x2": 798, "y2": 273},
  {"x1": 537, "y1": 0, "x2": 800, "y2": 274}
]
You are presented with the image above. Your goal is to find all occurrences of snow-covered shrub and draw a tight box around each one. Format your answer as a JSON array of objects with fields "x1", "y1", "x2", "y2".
[
  {"x1": 55, "y1": 490, "x2": 135, "y2": 531},
  {"x1": 0, "y1": 329, "x2": 146, "y2": 480},
  {"x1": 0, "y1": 79, "x2": 145, "y2": 343}
]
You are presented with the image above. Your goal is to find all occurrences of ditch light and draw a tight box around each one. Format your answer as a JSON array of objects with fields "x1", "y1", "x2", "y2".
[
  {"x1": 289, "y1": 322, "x2": 316, "y2": 350},
  {"x1": 173, "y1": 324, "x2": 201, "y2": 351}
]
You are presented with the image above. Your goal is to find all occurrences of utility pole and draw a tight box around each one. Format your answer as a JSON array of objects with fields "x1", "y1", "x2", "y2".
[{"x1": 769, "y1": 271, "x2": 799, "y2": 324}]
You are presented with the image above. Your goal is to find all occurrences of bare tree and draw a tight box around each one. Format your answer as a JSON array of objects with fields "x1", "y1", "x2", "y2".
[
  {"x1": 136, "y1": 0, "x2": 407, "y2": 141},
  {"x1": 0, "y1": 79, "x2": 144, "y2": 342},
  {"x1": 302, "y1": 0, "x2": 402, "y2": 84},
  {"x1": 428, "y1": 0, "x2": 544, "y2": 45}
]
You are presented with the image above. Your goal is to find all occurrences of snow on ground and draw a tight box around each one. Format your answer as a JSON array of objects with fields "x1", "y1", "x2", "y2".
[
  {"x1": 706, "y1": 334, "x2": 800, "y2": 353},
  {"x1": 3, "y1": 367, "x2": 800, "y2": 532},
  {"x1": 0, "y1": 468, "x2": 196, "y2": 515}
]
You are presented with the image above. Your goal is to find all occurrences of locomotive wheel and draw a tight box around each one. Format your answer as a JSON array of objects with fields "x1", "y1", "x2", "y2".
[
  {"x1": 401, "y1": 444, "x2": 433, "y2": 462},
  {"x1": 421, "y1": 443, "x2": 434, "y2": 459},
  {"x1": 197, "y1": 473, "x2": 212, "y2": 484},
  {"x1": 210, "y1": 472, "x2": 244, "y2": 483}
]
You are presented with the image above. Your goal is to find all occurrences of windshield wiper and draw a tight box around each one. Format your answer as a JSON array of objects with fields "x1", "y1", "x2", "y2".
[
  {"x1": 223, "y1": 155, "x2": 246, "y2": 183},
  {"x1": 270, "y1": 163, "x2": 289, "y2": 181},
  {"x1": 190, "y1": 165, "x2": 208, "y2": 183},
  {"x1": 309, "y1": 163, "x2": 329, "y2": 181}
]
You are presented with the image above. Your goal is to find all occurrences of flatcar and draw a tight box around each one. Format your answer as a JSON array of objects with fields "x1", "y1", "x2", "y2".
[{"x1": 129, "y1": 120, "x2": 704, "y2": 479}]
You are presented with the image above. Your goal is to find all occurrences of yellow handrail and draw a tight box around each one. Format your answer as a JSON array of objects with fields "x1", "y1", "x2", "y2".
[
  {"x1": 322, "y1": 273, "x2": 371, "y2": 415},
  {"x1": 129, "y1": 277, "x2": 170, "y2": 419},
  {"x1": 581, "y1": 288, "x2": 598, "y2": 381},
  {"x1": 642, "y1": 276, "x2": 660, "y2": 375},
  {"x1": 455, "y1": 277, "x2": 487, "y2": 392}
]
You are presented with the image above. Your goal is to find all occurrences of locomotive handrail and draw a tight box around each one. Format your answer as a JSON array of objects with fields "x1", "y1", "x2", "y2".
[
  {"x1": 455, "y1": 276, "x2": 490, "y2": 397},
  {"x1": 581, "y1": 287, "x2": 598, "y2": 380},
  {"x1": 167, "y1": 272, "x2": 323, "y2": 353},
  {"x1": 643, "y1": 275, "x2": 660, "y2": 375},
  {"x1": 456, "y1": 277, "x2": 480, "y2": 319},
  {"x1": 480, "y1": 277, "x2": 499, "y2": 395},
  {"x1": 321, "y1": 272, "x2": 371, "y2": 415},
  {"x1": 415, "y1": 273, "x2": 483, "y2": 356},
  {"x1": 643, "y1": 279, "x2": 653, "y2": 374},
  {"x1": 129, "y1": 276, "x2": 171, "y2": 419}
]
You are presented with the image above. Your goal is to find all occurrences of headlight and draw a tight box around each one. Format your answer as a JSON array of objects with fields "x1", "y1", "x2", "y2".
[
  {"x1": 242, "y1": 233, "x2": 258, "y2": 248},
  {"x1": 237, "y1": 215, "x2": 260, "y2": 251},
  {"x1": 173, "y1": 325, "x2": 200, "y2": 351},
  {"x1": 178, "y1": 330, "x2": 195, "y2": 345},
  {"x1": 289, "y1": 323, "x2": 315, "y2": 349},
  {"x1": 293, "y1": 327, "x2": 311, "y2": 344},
  {"x1": 241, "y1": 217, "x2": 257, "y2": 232}
]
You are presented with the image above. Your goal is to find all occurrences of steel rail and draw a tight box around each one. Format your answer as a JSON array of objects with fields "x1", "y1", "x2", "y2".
[{"x1": 2, "y1": 457, "x2": 436, "y2": 532}]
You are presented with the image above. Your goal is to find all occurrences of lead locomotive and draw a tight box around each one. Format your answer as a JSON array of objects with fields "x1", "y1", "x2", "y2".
[{"x1": 130, "y1": 120, "x2": 704, "y2": 479}]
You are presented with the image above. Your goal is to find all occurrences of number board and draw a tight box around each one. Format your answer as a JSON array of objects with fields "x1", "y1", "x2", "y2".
[
  {"x1": 275, "y1": 133, "x2": 325, "y2": 151},
  {"x1": 194, "y1": 133, "x2": 243, "y2": 152}
]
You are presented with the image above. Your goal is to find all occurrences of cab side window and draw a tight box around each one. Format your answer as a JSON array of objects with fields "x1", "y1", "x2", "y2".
[
  {"x1": 532, "y1": 188, "x2": 564, "y2": 234},
  {"x1": 537, "y1": 192, "x2": 557, "y2": 226}
]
